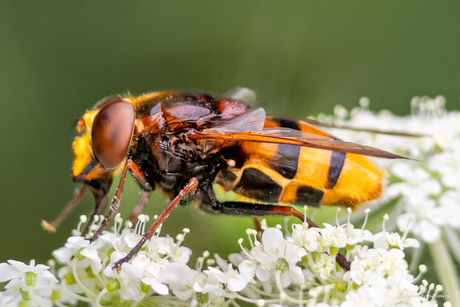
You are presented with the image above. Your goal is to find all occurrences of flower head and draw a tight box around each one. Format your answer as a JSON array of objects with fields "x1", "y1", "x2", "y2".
[{"x1": 0, "y1": 260, "x2": 58, "y2": 307}]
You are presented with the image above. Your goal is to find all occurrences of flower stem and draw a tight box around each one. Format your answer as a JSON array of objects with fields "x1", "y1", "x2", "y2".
[
  {"x1": 96, "y1": 288, "x2": 108, "y2": 307},
  {"x1": 429, "y1": 238, "x2": 460, "y2": 306},
  {"x1": 409, "y1": 238, "x2": 424, "y2": 273},
  {"x1": 444, "y1": 227, "x2": 460, "y2": 265}
]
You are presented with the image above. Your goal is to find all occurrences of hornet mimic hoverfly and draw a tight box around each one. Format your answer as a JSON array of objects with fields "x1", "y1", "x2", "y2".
[{"x1": 43, "y1": 88, "x2": 405, "y2": 271}]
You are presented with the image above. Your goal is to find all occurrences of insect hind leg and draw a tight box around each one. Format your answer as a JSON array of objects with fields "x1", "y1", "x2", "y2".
[
  {"x1": 199, "y1": 195, "x2": 351, "y2": 271},
  {"x1": 198, "y1": 185, "x2": 312, "y2": 225},
  {"x1": 200, "y1": 200, "x2": 316, "y2": 228}
]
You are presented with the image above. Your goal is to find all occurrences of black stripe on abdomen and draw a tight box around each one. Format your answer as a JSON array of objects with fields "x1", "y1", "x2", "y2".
[
  {"x1": 234, "y1": 168, "x2": 282, "y2": 203},
  {"x1": 326, "y1": 151, "x2": 346, "y2": 189},
  {"x1": 296, "y1": 186, "x2": 324, "y2": 206},
  {"x1": 267, "y1": 144, "x2": 300, "y2": 179}
]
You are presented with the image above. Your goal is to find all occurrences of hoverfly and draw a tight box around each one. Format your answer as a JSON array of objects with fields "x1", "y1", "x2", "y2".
[{"x1": 43, "y1": 88, "x2": 405, "y2": 270}]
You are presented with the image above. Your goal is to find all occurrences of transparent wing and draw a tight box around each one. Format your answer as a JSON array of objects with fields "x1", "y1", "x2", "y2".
[{"x1": 189, "y1": 127, "x2": 409, "y2": 159}]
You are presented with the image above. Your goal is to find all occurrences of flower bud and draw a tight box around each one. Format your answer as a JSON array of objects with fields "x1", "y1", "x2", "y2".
[{"x1": 106, "y1": 279, "x2": 121, "y2": 292}]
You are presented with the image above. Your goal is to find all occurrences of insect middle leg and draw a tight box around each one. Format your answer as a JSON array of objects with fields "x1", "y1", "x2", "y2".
[{"x1": 129, "y1": 192, "x2": 152, "y2": 224}]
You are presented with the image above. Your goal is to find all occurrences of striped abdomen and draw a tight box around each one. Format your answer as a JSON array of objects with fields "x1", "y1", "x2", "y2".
[{"x1": 215, "y1": 117, "x2": 385, "y2": 209}]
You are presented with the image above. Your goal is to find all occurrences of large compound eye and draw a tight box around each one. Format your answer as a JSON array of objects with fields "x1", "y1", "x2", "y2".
[{"x1": 91, "y1": 99, "x2": 135, "y2": 170}]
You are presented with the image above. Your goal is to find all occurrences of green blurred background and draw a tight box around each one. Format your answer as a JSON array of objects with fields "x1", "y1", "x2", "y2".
[{"x1": 0, "y1": 1, "x2": 459, "y2": 265}]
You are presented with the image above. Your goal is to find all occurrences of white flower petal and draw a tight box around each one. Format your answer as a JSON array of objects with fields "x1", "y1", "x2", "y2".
[
  {"x1": 256, "y1": 266, "x2": 270, "y2": 282},
  {"x1": 238, "y1": 260, "x2": 257, "y2": 279},
  {"x1": 206, "y1": 267, "x2": 230, "y2": 283},
  {"x1": 419, "y1": 220, "x2": 441, "y2": 243},
  {"x1": 262, "y1": 228, "x2": 285, "y2": 256},
  {"x1": 150, "y1": 279, "x2": 169, "y2": 295},
  {"x1": 0, "y1": 263, "x2": 22, "y2": 282},
  {"x1": 228, "y1": 274, "x2": 248, "y2": 292}
]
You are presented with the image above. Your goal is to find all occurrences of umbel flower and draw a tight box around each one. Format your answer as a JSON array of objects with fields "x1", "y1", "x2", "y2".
[
  {"x1": 316, "y1": 96, "x2": 460, "y2": 306},
  {"x1": 0, "y1": 260, "x2": 58, "y2": 307},
  {"x1": 0, "y1": 96, "x2": 455, "y2": 306},
  {"x1": 0, "y1": 211, "x2": 441, "y2": 306}
]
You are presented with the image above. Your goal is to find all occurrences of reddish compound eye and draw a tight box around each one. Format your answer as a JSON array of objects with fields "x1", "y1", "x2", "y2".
[{"x1": 91, "y1": 99, "x2": 135, "y2": 170}]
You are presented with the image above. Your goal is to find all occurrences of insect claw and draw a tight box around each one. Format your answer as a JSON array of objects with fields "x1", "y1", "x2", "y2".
[
  {"x1": 85, "y1": 232, "x2": 98, "y2": 243},
  {"x1": 112, "y1": 262, "x2": 122, "y2": 272},
  {"x1": 112, "y1": 257, "x2": 129, "y2": 272}
]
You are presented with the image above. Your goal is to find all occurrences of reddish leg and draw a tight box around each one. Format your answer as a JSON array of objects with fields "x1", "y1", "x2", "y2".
[
  {"x1": 129, "y1": 160, "x2": 152, "y2": 191},
  {"x1": 113, "y1": 177, "x2": 199, "y2": 271},
  {"x1": 253, "y1": 217, "x2": 263, "y2": 235},
  {"x1": 200, "y1": 201, "x2": 350, "y2": 271},
  {"x1": 90, "y1": 159, "x2": 150, "y2": 242},
  {"x1": 202, "y1": 201, "x2": 316, "y2": 228},
  {"x1": 81, "y1": 192, "x2": 109, "y2": 237},
  {"x1": 127, "y1": 163, "x2": 153, "y2": 223},
  {"x1": 129, "y1": 192, "x2": 152, "y2": 223},
  {"x1": 42, "y1": 185, "x2": 88, "y2": 232}
]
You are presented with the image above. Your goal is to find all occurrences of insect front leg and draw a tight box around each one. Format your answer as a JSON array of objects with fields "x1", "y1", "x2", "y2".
[
  {"x1": 42, "y1": 185, "x2": 90, "y2": 233},
  {"x1": 90, "y1": 159, "x2": 151, "y2": 242},
  {"x1": 127, "y1": 162, "x2": 154, "y2": 223},
  {"x1": 81, "y1": 189, "x2": 109, "y2": 237},
  {"x1": 113, "y1": 177, "x2": 199, "y2": 271}
]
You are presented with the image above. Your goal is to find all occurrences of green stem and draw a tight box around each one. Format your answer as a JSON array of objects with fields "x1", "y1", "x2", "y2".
[
  {"x1": 444, "y1": 227, "x2": 460, "y2": 265},
  {"x1": 429, "y1": 238, "x2": 460, "y2": 306},
  {"x1": 409, "y1": 238, "x2": 424, "y2": 274}
]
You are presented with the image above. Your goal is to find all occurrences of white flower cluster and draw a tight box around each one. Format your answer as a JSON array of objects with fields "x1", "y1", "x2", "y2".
[
  {"x1": 315, "y1": 97, "x2": 460, "y2": 305},
  {"x1": 0, "y1": 260, "x2": 58, "y2": 307},
  {"x1": 50, "y1": 214, "x2": 194, "y2": 306},
  {"x1": 319, "y1": 96, "x2": 460, "y2": 244},
  {"x1": 0, "y1": 211, "x2": 440, "y2": 307}
]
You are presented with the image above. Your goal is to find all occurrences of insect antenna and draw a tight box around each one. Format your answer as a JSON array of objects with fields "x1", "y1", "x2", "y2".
[
  {"x1": 41, "y1": 185, "x2": 88, "y2": 232},
  {"x1": 70, "y1": 118, "x2": 85, "y2": 133}
]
